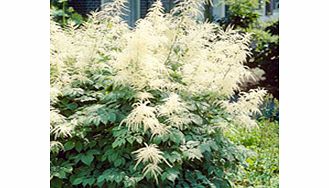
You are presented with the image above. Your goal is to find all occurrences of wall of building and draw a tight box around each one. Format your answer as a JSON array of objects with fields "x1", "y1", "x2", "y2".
[
  {"x1": 70, "y1": 0, "x2": 278, "y2": 25},
  {"x1": 69, "y1": 0, "x2": 102, "y2": 15}
]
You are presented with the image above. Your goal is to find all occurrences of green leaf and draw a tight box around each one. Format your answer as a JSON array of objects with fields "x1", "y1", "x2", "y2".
[
  {"x1": 170, "y1": 131, "x2": 185, "y2": 145},
  {"x1": 92, "y1": 116, "x2": 101, "y2": 126},
  {"x1": 112, "y1": 138, "x2": 126, "y2": 148},
  {"x1": 75, "y1": 141, "x2": 83, "y2": 152},
  {"x1": 64, "y1": 141, "x2": 75, "y2": 151},
  {"x1": 97, "y1": 175, "x2": 106, "y2": 183},
  {"x1": 166, "y1": 168, "x2": 179, "y2": 182},
  {"x1": 200, "y1": 143, "x2": 211, "y2": 153},
  {"x1": 72, "y1": 177, "x2": 83, "y2": 185},
  {"x1": 87, "y1": 149, "x2": 100, "y2": 155},
  {"x1": 114, "y1": 158, "x2": 122, "y2": 167},
  {"x1": 81, "y1": 154, "x2": 94, "y2": 165},
  {"x1": 126, "y1": 136, "x2": 134, "y2": 144},
  {"x1": 168, "y1": 151, "x2": 182, "y2": 163},
  {"x1": 114, "y1": 173, "x2": 123, "y2": 183},
  {"x1": 108, "y1": 112, "x2": 117, "y2": 122},
  {"x1": 67, "y1": 103, "x2": 78, "y2": 110},
  {"x1": 82, "y1": 177, "x2": 95, "y2": 186},
  {"x1": 100, "y1": 113, "x2": 108, "y2": 125}
]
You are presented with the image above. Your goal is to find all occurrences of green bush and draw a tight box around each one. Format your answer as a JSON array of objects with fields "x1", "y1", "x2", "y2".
[
  {"x1": 245, "y1": 20, "x2": 279, "y2": 98},
  {"x1": 50, "y1": 0, "x2": 267, "y2": 187},
  {"x1": 50, "y1": 0, "x2": 83, "y2": 26},
  {"x1": 219, "y1": 0, "x2": 261, "y2": 29},
  {"x1": 226, "y1": 120, "x2": 279, "y2": 187}
]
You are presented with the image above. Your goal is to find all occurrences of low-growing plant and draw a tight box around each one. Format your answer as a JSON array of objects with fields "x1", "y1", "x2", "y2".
[
  {"x1": 50, "y1": 0, "x2": 267, "y2": 187},
  {"x1": 226, "y1": 120, "x2": 279, "y2": 187}
]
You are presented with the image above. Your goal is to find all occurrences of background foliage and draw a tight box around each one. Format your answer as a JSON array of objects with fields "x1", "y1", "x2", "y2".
[
  {"x1": 218, "y1": 0, "x2": 279, "y2": 99},
  {"x1": 227, "y1": 119, "x2": 279, "y2": 187},
  {"x1": 50, "y1": 0, "x2": 83, "y2": 26}
]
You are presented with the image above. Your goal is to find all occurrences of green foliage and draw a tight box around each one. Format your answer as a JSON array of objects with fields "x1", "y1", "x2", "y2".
[
  {"x1": 246, "y1": 20, "x2": 279, "y2": 98},
  {"x1": 50, "y1": 0, "x2": 83, "y2": 26},
  {"x1": 221, "y1": 0, "x2": 261, "y2": 29},
  {"x1": 226, "y1": 120, "x2": 279, "y2": 187},
  {"x1": 258, "y1": 94, "x2": 279, "y2": 121},
  {"x1": 51, "y1": 81, "x2": 251, "y2": 187}
]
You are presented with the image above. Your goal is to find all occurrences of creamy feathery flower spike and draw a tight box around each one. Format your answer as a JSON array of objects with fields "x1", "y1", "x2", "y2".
[
  {"x1": 132, "y1": 143, "x2": 172, "y2": 183},
  {"x1": 157, "y1": 93, "x2": 191, "y2": 129},
  {"x1": 135, "y1": 92, "x2": 154, "y2": 101},
  {"x1": 223, "y1": 88, "x2": 267, "y2": 128},
  {"x1": 132, "y1": 143, "x2": 172, "y2": 169},
  {"x1": 158, "y1": 93, "x2": 188, "y2": 116},
  {"x1": 50, "y1": 110, "x2": 66, "y2": 126},
  {"x1": 121, "y1": 101, "x2": 167, "y2": 135},
  {"x1": 50, "y1": 141, "x2": 64, "y2": 153},
  {"x1": 51, "y1": 122, "x2": 74, "y2": 140},
  {"x1": 164, "y1": 114, "x2": 191, "y2": 130},
  {"x1": 142, "y1": 163, "x2": 163, "y2": 184}
]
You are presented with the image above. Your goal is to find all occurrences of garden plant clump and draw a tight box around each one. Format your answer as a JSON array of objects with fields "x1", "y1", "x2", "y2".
[{"x1": 50, "y1": 0, "x2": 267, "y2": 187}]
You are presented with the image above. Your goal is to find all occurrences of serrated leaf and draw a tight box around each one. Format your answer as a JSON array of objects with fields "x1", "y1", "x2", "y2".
[
  {"x1": 92, "y1": 116, "x2": 101, "y2": 126},
  {"x1": 114, "y1": 158, "x2": 122, "y2": 167},
  {"x1": 166, "y1": 168, "x2": 179, "y2": 182},
  {"x1": 83, "y1": 178, "x2": 95, "y2": 186},
  {"x1": 112, "y1": 138, "x2": 126, "y2": 148},
  {"x1": 64, "y1": 141, "x2": 75, "y2": 151},
  {"x1": 75, "y1": 141, "x2": 83, "y2": 152},
  {"x1": 168, "y1": 151, "x2": 182, "y2": 163},
  {"x1": 67, "y1": 103, "x2": 78, "y2": 110},
  {"x1": 108, "y1": 112, "x2": 116, "y2": 122},
  {"x1": 100, "y1": 114, "x2": 108, "y2": 125},
  {"x1": 72, "y1": 177, "x2": 83, "y2": 185},
  {"x1": 87, "y1": 149, "x2": 100, "y2": 155},
  {"x1": 126, "y1": 136, "x2": 134, "y2": 144},
  {"x1": 170, "y1": 131, "x2": 185, "y2": 145},
  {"x1": 81, "y1": 154, "x2": 94, "y2": 165},
  {"x1": 97, "y1": 175, "x2": 106, "y2": 183},
  {"x1": 200, "y1": 143, "x2": 211, "y2": 153},
  {"x1": 114, "y1": 174, "x2": 123, "y2": 183}
]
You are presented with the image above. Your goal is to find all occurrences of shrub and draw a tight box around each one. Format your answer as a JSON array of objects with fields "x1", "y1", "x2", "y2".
[
  {"x1": 50, "y1": 0, "x2": 83, "y2": 26},
  {"x1": 219, "y1": 0, "x2": 261, "y2": 29},
  {"x1": 50, "y1": 0, "x2": 267, "y2": 187}
]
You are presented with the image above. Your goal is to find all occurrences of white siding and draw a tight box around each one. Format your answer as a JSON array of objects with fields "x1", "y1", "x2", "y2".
[{"x1": 212, "y1": 0, "x2": 225, "y2": 20}]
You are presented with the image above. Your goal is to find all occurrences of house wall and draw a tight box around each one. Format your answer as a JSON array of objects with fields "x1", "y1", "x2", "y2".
[
  {"x1": 212, "y1": 0, "x2": 225, "y2": 21},
  {"x1": 140, "y1": 0, "x2": 171, "y2": 18},
  {"x1": 69, "y1": 0, "x2": 102, "y2": 15},
  {"x1": 70, "y1": 0, "x2": 278, "y2": 25}
]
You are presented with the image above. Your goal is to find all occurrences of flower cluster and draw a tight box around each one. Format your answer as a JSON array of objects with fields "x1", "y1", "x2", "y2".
[{"x1": 132, "y1": 144, "x2": 171, "y2": 184}]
